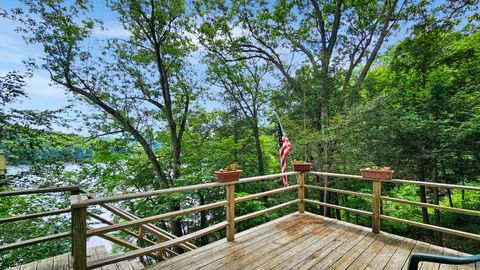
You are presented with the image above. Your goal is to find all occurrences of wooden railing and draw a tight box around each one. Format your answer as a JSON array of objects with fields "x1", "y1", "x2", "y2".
[
  {"x1": 70, "y1": 171, "x2": 301, "y2": 269},
  {"x1": 0, "y1": 186, "x2": 197, "y2": 266},
  {"x1": 2, "y1": 171, "x2": 479, "y2": 270},
  {"x1": 0, "y1": 186, "x2": 81, "y2": 252},
  {"x1": 57, "y1": 171, "x2": 480, "y2": 269},
  {"x1": 305, "y1": 172, "x2": 480, "y2": 241}
]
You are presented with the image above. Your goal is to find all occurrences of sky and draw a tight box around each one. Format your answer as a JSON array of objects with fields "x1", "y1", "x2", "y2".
[
  {"x1": 0, "y1": 1, "x2": 220, "y2": 135},
  {"x1": 0, "y1": 1, "x2": 131, "y2": 134},
  {"x1": 1, "y1": 0, "x2": 461, "y2": 135}
]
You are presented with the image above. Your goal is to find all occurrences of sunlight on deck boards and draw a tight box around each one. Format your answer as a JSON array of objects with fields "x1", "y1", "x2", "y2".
[
  {"x1": 148, "y1": 212, "x2": 477, "y2": 270},
  {"x1": 7, "y1": 245, "x2": 144, "y2": 270}
]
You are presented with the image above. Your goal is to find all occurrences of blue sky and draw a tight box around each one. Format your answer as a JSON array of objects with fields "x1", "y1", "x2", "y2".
[
  {"x1": 2, "y1": 0, "x2": 464, "y2": 135},
  {"x1": 0, "y1": 1, "x2": 131, "y2": 133},
  {"x1": 0, "y1": 1, "x2": 219, "y2": 135},
  {"x1": 0, "y1": 0, "x2": 413, "y2": 134}
]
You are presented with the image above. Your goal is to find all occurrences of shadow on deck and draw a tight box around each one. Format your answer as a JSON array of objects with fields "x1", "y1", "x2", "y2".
[{"x1": 148, "y1": 212, "x2": 476, "y2": 270}]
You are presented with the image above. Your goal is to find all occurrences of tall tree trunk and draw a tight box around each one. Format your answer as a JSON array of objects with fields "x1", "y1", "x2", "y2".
[
  {"x1": 317, "y1": 175, "x2": 324, "y2": 215},
  {"x1": 419, "y1": 164, "x2": 435, "y2": 242},
  {"x1": 168, "y1": 202, "x2": 183, "y2": 252},
  {"x1": 419, "y1": 168, "x2": 430, "y2": 226},
  {"x1": 252, "y1": 121, "x2": 268, "y2": 203},
  {"x1": 419, "y1": 185, "x2": 430, "y2": 221},
  {"x1": 433, "y1": 187, "x2": 443, "y2": 246},
  {"x1": 170, "y1": 139, "x2": 184, "y2": 242},
  {"x1": 323, "y1": 174, "x2": 331, "y2": 217},
  {"x1": 198, "y1": 191, "x2": 208, "y2": 246},
  {"x1": 252, "y1": 120, "x2": 265, "y2": 176},
  {"x1": 233, "y1": 108, "x2": 239, "y2": 162},
  {"x1": 447, "y1": 188, "x2": 454, "y2": 207},
  {"x1": 319, "y1": 71, "x2": 332, "y2": 217},
  {"x1": 333, "y1": 193, "x2": 341, "y2": 220}
]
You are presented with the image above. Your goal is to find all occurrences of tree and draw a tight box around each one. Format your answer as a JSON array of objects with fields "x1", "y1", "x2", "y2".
[
  {"x1": 4, "y1": 0, "x2": 200, "y2": 237},
  {"x1": 331, "y1": 28, "x2": 480, "y2": 245},
  {"x1": 195, "y1": 0, "x2": 420, "y2": 217},
  {"x1": 197, "y1": 0, "x2": 413, "y2": 170},
  {"x1": 0, "y1": 70, "x2": 75, "y2": 268},
  {"x1": 205, "y1": 57, "x2": 271, "y2": 176}
]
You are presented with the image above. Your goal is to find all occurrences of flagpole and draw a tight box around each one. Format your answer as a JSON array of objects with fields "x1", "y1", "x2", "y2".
[
  {"x1": 274, "y1": 112, "x2": 284, "y2": 131},
  {"x1": 275, "y1": 112, "x2": 294, "y2": 163},
  {"x1": 275, "y1": 111, "x2": 293, "y2": 187}
]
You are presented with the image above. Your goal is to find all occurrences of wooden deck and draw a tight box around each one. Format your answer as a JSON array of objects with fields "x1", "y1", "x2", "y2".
[
  {"x1": 149, "y1": 212, "x2": 477, "y2": 270},
  {"x1": 7, "y1": 246, "x2": 144, "y2": 270}
]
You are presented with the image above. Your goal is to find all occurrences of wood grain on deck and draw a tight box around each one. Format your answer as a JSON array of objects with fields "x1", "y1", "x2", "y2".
[
  {"x1": 148, "y1": 212, "x2": 476, "y2": 270},
  {"x1": 8, "y1": 245, "x2": 144, "y2": 270}
]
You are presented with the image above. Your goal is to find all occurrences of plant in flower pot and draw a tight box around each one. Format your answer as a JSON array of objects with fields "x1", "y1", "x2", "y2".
[
  {"x1": 291, "y1": 159, "x2": 312, "y2": 172},
  {"x1": 360, "y1": 166, "x2": 394, "y2": 180},
  {"x1": 215, "y1": 163, "x2": 242, "y2": 182}
]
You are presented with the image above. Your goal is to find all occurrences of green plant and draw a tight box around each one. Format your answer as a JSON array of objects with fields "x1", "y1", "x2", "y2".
[
  {"x1": 218, "y1": 163, "x2": 239, "y2": 172},
  {"x1": 363, "y1": 165, "x2": 392, "y2": 171}
]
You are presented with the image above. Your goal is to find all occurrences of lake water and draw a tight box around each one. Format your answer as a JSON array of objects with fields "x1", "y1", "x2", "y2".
[{"x1": 6, "y1": 165, "x2": 113, "y2": 251}]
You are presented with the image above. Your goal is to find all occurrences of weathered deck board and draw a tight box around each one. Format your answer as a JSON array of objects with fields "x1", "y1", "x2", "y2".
[
  {"x1": 421, "y1": 243, "x2": 444, "y2": 270},
  {"x1": 384, "y1": 237, "x2": 416, "y2": 269},
  {"x1": 9, "y1": 246, "x2": 144, "y2": 270},
  {"x1": 148, "y1": 212, "x2": 473, "y2": 270},
  {"x1": 365, "y1": 234, "x2": 404, "y2": 270},
  {"x1": 402, "y1": 240, "x2": 431, "y2": 270},
  {"x1": 289, "y1": 223, "x2": 369, "y2": 270},
  {"x1": 154, "y1": 214, "x2": 319, "y2": 270},
  {"x1": 346, "y1": 233, "x2": 394, "y2": 269}
]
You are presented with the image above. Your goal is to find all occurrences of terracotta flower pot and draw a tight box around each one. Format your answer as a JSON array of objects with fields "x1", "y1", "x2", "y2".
[
  {"x1": 215, "y1": 170, "x2": 242, "y2": 182},
  {"x1": 292, "y1": 162, "x2": 312, "y2": 172},
  {"x1": 360, "y1": 169, "x2": 394, "y2": 180}
]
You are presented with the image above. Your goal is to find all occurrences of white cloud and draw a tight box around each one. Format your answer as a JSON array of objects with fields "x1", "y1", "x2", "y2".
[
  {"x1": 25, "y1": 72, "x2": 66, "y2": 100},
  {"x1": 92, "y1": 24, "x2": 131, "y2": 39}
]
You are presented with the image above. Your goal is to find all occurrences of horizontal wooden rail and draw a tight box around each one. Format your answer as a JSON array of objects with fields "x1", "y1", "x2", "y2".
[
  {"x1": 87, "y1": 212, "x2": 157, "y2": 246},
  {"x1": 304, "y1": 184, "x2": 373, "y2": 199},
  {"x1": 0, "y1": 231, "x2": 71, "y2": 251},
  {"x1": 87, "y1": 200, "x2": 227, "y2": 236},
  {"x1": 234, "y1": 185, "x2": 298, "y2": 203},
  {"x1": 87, "y1": 221, "x2": 228, "y2": 269},
  {"x1": 75, "y1": 172, "x2": 298, "y2": 208},
  {"x1": 0, "y1": 186, "x2": 81, "y2": 197},
  {"x1": 0, "y1": 208, "x2": 71, "y2": 224},
  {"x1": 304, "y1": 199, "x2": 372, "y2": 217},
  {"x1": 306, "y1": 171, "x2": 480, "y2": 241},
  {"x1": 235, "y1": 199, "x2": 299, "y2": 223},
  {"x1": 88, "y1": 210, "x2": 183, "y2": 257},
  {"x1": 306, "y1": 172, "x2": 480, "y2": 191},
  {"x1": 307, "y1": 172, "x2": 365, "y2": 180},
  {"x1": 381, "y1": 196, "x2": 480, "y2": 216},
  {"x1": 380, "y1": 215, "x2": 480, "y2": 241},
  {"x1": 86, "y1": 226, "x2": 162, "y2": 261},
  {"x1": 309, "y1": 181, "x2": 480, "y2": 217},
  {"x1": 96, "y1": 201, "x2": 196, "y2": 251},
  {"x1": 389, "y1": 179, "x2": 480, "y2": 191}
]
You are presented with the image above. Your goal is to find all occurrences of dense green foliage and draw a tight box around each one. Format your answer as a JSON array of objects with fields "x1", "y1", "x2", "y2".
[{"x1": 1, "y1": 0, "x2": 479, "y2": 268}]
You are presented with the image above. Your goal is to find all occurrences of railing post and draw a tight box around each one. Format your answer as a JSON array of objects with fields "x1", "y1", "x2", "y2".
[
  {"x1": 71, "y1": 194, "x2": 88, "y2": 270},
  {"x1": 0, "y1": 154, "x2": 7, "y2": 184},
  {"x1": 226, "y1": 183, "x2": 235, "y2": 241},
  {"x1": 138, "y1": 227, "x2": 146, "y2": 264},
  {"x1": 298, "y1": 172, "x2": 305, "y2": 213},
  {"x1": 372, "y1": 180, "x2": 381, "y2": 233}
]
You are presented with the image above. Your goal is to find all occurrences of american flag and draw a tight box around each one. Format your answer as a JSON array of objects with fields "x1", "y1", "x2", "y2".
[{"x1": 278, "y1": 120, "x2": 292, "y2": 186}]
